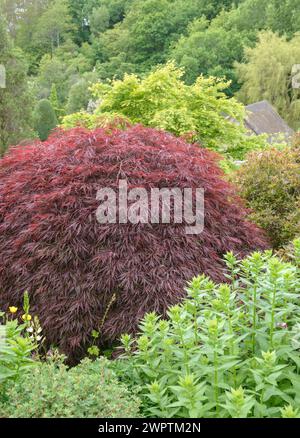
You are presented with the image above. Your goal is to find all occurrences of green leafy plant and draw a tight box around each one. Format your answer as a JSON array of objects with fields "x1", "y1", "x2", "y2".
[
  {"x1": 0, "y1": 356, "x2": 141, "y2": 418},
  {"x1": 0, "y1": 319, "x2": 36, "y2": 401},
  {"x1": 113, "y1": 241, "x2": 300, "y2": 418}
]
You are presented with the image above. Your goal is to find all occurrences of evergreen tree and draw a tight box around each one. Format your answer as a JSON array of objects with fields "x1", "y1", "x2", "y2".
[{"x1": 33, "y1": 99, "x2": 58, "y2": 141}]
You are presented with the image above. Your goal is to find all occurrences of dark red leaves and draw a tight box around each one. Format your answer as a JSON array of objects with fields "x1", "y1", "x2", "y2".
[{"x1": 0, "y1": 126, "x2": 268, "y2": 362}]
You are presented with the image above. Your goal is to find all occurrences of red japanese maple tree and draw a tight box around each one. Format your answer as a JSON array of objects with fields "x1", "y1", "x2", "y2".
[{"x1": 0, "y1": 126, "x2": 268, "y2": 361}]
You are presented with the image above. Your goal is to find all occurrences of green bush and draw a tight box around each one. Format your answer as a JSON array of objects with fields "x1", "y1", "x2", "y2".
[
  {"x1": 1, "y1": 356, "x2": 140, "y2": 418},
  {"x1": 235, "y1": 147, "x2": 300, "y2": 248},
  {"x1": 113, "y1": 241, "x2": 300, "y2": 418}
]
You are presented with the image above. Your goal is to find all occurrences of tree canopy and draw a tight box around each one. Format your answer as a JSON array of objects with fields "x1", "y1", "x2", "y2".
[{"x1": 0, "y1": 0, "x2": 299, "y2": 152}]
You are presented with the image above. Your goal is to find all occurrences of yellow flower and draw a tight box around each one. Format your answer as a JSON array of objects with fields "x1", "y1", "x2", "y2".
[
  {"x1": 22, "y1": 314, "x2": 32, "y2": 322},
  {"x1": 9, "y1": 306, "x2": 18, "y2": 314}
]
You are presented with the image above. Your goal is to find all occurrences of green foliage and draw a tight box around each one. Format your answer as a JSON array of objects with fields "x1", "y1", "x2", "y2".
[
  {"x1": 61, "y1": 111, "x2": 99, "y2": 129},
  {"x1": 91, "y1": 0, "x2": 242, "y2": 80},
  {"x1": 0, "y1": 292, "x2": 39, "y2": 401},
  {"x1": 2, "y1": 0, "x2": 300, "y2": 143},
  {"x1": 264, "y1": 0, "x2": 300, "y2": 37},
  {"x1": 0, "y1": 318, "x2": 36, "y2": 398},
  {"x1": 66, "y1": 80, "x2": 90, "y2": 114},
  {"x1": 113, "y1": 244, "x2": 300, "y2": 418},
  {"x1": 67, "y1": 63, "x2": 267, "y2": 159},
  {"x1": 235, "y1": 147, "x2": 300, "y2": 248},
  {"x1": 236, "y1": 31, "x2": 300, "y2": 130},
  {"x1": 35, "y1": 43, "x2": 95, "y2": 108},
  {"x1": 171, "y1": 17, "x2": 250, "y2": 94},
  {"x1": 0, "y1": 14, "x2": 34, "y2": 153},
  {"x1": 120, "y1": 0, "x2": 182, "y2": 66},
  {"x1": 4, "y1": 1, "x2": 51, "y2": 72},
  {"x1": 61, "y1": 111, "x2": 130, "y2": 130},
  {"x1": 32, "y1": 0, "x2": 74, "y2": 56},
  {"x1": 36, "y1": 54, "x2": 69, "y2": 103},
  {"x1": 67, "y1": 0, "x2": 97, "y2": 44},
  {"x1": 49, "y1": 83, "x2": 64, "y2": 119},
  {"x1": 33, "y1": 99, "x2": 58, "y2": 141},
  {"x1": 212, "y1": 0, "x2": 300, "y2": 38},
  {"x1": 66, "y1": 72, "x2": 98, "y2": 114},
  {"x1": 90, "y1": 5, "x2": 110, "y2": 36},
  {"x1": 66, "y1": 0, "x2": 129, "y2": 44},
  {"x1": 1, "y1": 0, "x2": 300, "y2": 420},
  {"x1": 1, "y1": 356, "x2": 140, "y2": 418}
]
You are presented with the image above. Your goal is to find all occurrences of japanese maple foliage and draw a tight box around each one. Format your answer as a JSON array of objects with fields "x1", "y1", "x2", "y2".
[{"x1": 0, "y1": 126, "x2": 268, "y2": 361}]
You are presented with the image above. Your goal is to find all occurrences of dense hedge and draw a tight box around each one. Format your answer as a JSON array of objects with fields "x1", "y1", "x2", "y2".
[{"x1": 0, "y1": 126, "x2": 267, "y2": 361}]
